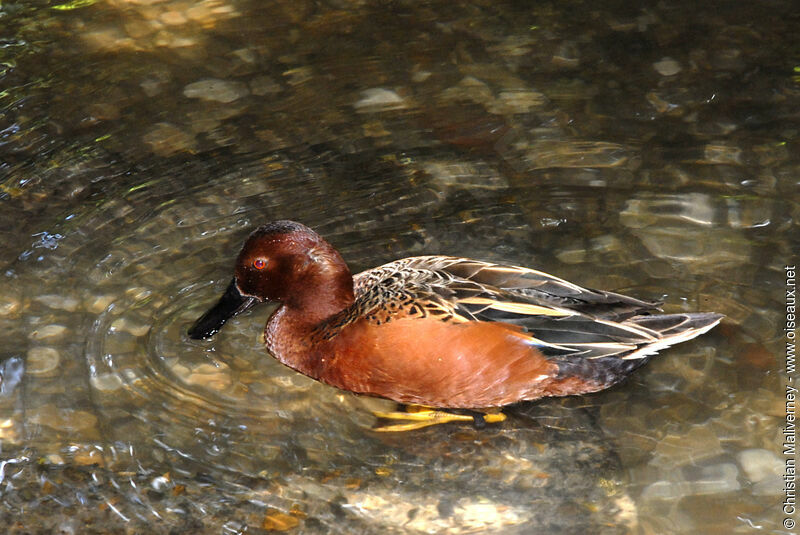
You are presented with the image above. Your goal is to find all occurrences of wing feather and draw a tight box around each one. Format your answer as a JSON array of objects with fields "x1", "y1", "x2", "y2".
[{"x1": 344, "y1": 256, "x2": 720, "y2": 362}]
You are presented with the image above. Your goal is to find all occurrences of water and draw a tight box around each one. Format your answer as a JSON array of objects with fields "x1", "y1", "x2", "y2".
[{"x1": 1, "y1": 0, "x2": 797, "y2": 533}]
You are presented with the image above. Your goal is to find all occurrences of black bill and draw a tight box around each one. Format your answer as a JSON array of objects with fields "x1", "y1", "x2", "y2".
[{"x1": 188, "y1": 278, "x2": 258, "y2": 339}]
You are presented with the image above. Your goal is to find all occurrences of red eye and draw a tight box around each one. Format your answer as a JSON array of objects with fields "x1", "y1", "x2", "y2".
[{"x1": 253, "y1": 259, "x2": 267, "y2": 270}]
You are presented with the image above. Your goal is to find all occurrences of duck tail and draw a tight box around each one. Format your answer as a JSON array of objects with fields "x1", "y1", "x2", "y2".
[
  {"x1": 552, "y1": 312, "x2": 723, "y2": 391},
  {"x1": 620, "y1": 312, "x2": 724, "y2": 361}
]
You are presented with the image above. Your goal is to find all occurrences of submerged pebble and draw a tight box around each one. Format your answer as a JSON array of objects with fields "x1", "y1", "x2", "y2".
[
  {"x1": 73, "y1": 448, "x2": 105, "y2": 466},
  {"x1": 440, "y1": 76, "x2": 494, "y2": 105},
  {"x1": 738, "y1": 449, "x2": 783, "y2": 495},
  {"x1": 182, "y1": 362, "x2": 233, "y2": 392},
  {"x1": 28, "y1": 404, "x2": 99, "y2": 434},
  {"x1": 353, "y1": 88, "x2": 408, "y2": 112},
  {"x1": 26, "y1": 347, "x2": 61, "y2": 376},
  {"x1": 90, "y1": 373, "x2": 124, "y2": 392},
  {"x1": 29, "y1": 325, "x2": 68, "y2": 341},
  {"x1": 110, "y1": 318, "x2": 150, "y2": 337},
  {"x1": 487, "y1": 90, "x2": 546, "y2": 114},
  {"x1": 642, "y1": 463, "x2": 740, "y2": 499},
  {"x1": 652, "y1": 426, "x2": 723, "y2": 468},
  {"x1": 43, "y1": 453, "x2": 66, "y2": 465},
  {"x1": 343, "y1": 493, "x2": 526, "y2": 533},
  {"x1": 183, "y1": 78, "x2": 250, "y2": 103},
  {"x1": 87, "y1": 294, "x2": 116, "y2": 314},
  {"x1": 0, "y1": 294, "x2": 22, "y2": 317},
  {"x1": 143, "y1": 123, "x2": 197, "y2": 156},
  {"x1": 620, "y1": 193, "x2": 716, "y2": 228},
  {"x1": 34, "y1": 295, "x2": 80, "y2": 312},
  {"x1": 653, "y1": 57, "x2": 682, "y2": 76},
  {"x1": 524, "y1": 141, "x2": 628, "y2": 169},
  {"x1": 0, "y1": 418, "x2": 18, "y2": 443},
  {"x1": 160, "y1": 11, "x2": 187, "y2": 26}
]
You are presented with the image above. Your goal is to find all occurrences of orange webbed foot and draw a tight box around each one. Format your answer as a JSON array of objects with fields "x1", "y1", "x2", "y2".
[{"x1": 371, "y1": 405, "x2": 506, "y2": 432}]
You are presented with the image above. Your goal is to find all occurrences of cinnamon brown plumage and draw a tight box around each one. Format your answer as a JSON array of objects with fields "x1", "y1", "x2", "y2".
[{"x1": 189, "y1": 221, "x2": 723, "y2": 409}]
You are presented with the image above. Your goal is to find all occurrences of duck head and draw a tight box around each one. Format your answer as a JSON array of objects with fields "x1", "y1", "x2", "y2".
[{"x1": 188, "y1": 220, "x2": 353, "y2": 339}]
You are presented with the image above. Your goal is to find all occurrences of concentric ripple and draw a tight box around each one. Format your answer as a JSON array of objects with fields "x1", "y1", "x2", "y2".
[
  {"x1": 76, "y1": 198, "x2": 385, "y2": 473},
  {"x1": 4, "y1": 149, "x2": 749, "y2": 533}
]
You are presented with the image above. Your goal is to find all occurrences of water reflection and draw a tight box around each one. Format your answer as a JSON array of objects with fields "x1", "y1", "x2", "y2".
[{"x1": 0, "y1": 0, "x2": 796, "y2": 533}]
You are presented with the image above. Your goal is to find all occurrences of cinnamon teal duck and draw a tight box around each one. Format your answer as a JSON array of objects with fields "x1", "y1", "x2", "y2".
[{"x1": 189, "y1": 221, "x2": 722, "y2": 430}]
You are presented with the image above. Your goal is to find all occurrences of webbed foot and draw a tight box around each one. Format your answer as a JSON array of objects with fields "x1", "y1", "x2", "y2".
[{"x1": 372, "y1": 405, "x2": 506, "y2": 432}]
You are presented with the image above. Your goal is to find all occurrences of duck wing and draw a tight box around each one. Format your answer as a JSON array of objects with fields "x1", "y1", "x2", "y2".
[
  {"x1": 351, "y1": 256, "x2": 722, "y2": 361},
  {"x1": 424, "y1": 256, "x2": 660, "y2": 321}
]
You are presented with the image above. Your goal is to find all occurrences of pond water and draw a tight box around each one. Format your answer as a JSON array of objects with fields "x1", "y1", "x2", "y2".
[{"x1": 1, "y1": 0, "x2": 797, "y2": 533}]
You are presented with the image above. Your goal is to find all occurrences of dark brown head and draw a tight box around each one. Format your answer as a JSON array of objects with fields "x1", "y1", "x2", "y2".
[{"x1": 188, "y1": 221, "x2": 354, "y2": 339}]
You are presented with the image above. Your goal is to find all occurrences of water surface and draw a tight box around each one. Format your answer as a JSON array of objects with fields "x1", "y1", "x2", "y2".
[{"x1": 1, "y1": 0, "x2": 797, "y2": 533}]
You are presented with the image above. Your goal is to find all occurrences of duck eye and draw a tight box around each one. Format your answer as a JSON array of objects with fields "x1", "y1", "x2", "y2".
[{"x1": 253, "y1": 258, "x2": 267, "y2": 270}]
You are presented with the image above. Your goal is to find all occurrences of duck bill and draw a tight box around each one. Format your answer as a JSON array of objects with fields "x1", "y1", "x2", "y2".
[{"x1": 188, "y1": 278, "x2": 258, "y2": 339}]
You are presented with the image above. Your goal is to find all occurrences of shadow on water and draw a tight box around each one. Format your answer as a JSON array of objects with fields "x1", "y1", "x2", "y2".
[{"x1": 0, "y1": 0, "x2": 797, "y2": 533}]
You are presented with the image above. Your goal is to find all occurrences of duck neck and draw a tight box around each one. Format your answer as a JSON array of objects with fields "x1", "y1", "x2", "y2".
[
  {"x1": 265, "y1": 266, "x2": 354, "y2": 371},
  {"x1": 282, "y1": 261, "x2": 355, "y2": 327}
]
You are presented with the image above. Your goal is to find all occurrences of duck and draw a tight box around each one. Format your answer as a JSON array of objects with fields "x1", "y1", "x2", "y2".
[{"x1": 189, "y1": 220, "x2": 723, "y2": 431}]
